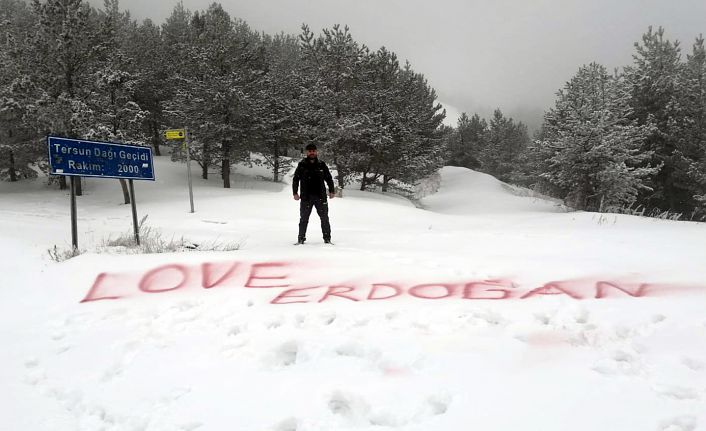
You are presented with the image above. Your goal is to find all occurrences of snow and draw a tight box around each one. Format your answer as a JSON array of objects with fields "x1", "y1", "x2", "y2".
[{"x1": 1, "y1": 155, "x2": 705, "y2": 431}]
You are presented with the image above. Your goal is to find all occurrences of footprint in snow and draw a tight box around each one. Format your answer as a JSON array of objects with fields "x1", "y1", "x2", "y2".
[
  {"x1": 573, "y1": 308, "x2": 590, "y2": 324},
  {"x1": 473, "y1": 309, "x2": 505, "y2": 326},
  {"x1": 50, "y1": 331, "x2": 66, "y2": 341},
  {"x1": 653, "y1": 384, "x2": 699, "y2": 401},
  {"x1": 534, "y1": 312, "x2": 553, "y2": 326},
  {"x1": 680, "y1": 356, "x2": 704, "y2": 371},
  {"x1": 658, "y1": 415, "x2": 697, "y2": 431},
  {"x1": 24, "y1": 357, "x2": 39, "y2": 369},
  {"x1": 227, "y1": 325, "x2": 242, "y2": 337},
  {"x1": 369, "y1": 412, "x2": 406, "y2": 427},
  {"x1": 592, "y1": 350, "x2": 643, "y2": 376},
  {"x1": 265, "y1": 316, "x2": 284, "y2": 329},
  {"x1": 334, "y1": 342, "x2": 380, "y2": 360},
  {"x1": 179, "y1": 421, "x2": 203, "y2": 431},
  {"x1": 273, "y1": 417, "x2": 298, "y2": 431},
  {"x1": 427, "y1": 393, "x2": 452, "y2": 416},
  {"x1": 294, "y1": 313, "x2": 307, "y2": 327},
  {"x1": 651, "y1": 314, "x2": 667, "y2": 324},
  {"x1": 173, "y1": 300, "x2": 200, "y2": 312},
  {"x1": 24, "y1": 357, "x2": 47, "y2": 386},
  {"x1": 328, "y1": 391, "x2": 451, "y2": 427},
  {"x1": 328, "y1": 390, "x2": 370, "y2": 423},
  {"x1": 272, "y1": 341, "x2": 299, "y2": 367},
  {"x1": 320, "y1": 312, "x2": 337, "y2": 325}
]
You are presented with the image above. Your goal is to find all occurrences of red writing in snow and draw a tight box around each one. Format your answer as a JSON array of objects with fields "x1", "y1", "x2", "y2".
[{"x1": 80, "y1": 260, "x2": 694, "y2": 304}]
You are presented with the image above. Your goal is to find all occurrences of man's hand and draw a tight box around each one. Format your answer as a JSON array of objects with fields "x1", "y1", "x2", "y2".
[
  {"x1": 293, "y1": 194, "x2": 300, "y2": 201},
  {"x1": 328, "y1": 192, "x2": 335, "y2": 199}
]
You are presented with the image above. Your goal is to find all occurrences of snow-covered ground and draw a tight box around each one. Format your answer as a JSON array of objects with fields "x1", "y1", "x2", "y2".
[{"x1": 1, "y1": 156, "x2": 705, "y2": 431}]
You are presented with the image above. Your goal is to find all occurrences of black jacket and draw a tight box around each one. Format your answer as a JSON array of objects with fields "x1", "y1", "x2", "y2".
[{"x1": 292, "y1": 158, "x2": 335, "y2": 199}]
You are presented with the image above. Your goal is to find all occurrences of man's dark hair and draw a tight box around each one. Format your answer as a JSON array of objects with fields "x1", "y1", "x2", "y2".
[{"x1": 305, "y1": 143, "x2": 317, "y2": 151}]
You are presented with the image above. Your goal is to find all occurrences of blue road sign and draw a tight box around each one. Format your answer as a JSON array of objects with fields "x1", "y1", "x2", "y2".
[{"x1": 48, "y1": 136, "x2": 155, "y2": 180}]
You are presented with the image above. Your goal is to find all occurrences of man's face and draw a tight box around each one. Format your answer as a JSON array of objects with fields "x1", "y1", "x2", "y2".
[{"x1": 306, "y1": 148, "x2": 317, "y2": 159}]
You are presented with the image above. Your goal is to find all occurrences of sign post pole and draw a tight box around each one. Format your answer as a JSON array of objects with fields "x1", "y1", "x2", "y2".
[
  {"x1": 185, "y1": 128, "x2": 194, "y2": 213},
  {"x1": 128, "y1": 179, "x2": 140, "y2": 245},
  {"x1": 164, "y1": 128, "x2": 194, "y2": 213},
  {"x1": 70, "y1": 176, "x2": 78, "y2": 250}
]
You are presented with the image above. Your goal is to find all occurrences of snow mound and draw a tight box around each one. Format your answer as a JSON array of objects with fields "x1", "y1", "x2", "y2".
[{"x1": 421, "y1": 166, "x2": 563, "y2": 215}]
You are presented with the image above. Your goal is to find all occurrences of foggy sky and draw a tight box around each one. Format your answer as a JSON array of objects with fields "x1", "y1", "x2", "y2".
[{"x1": 90, "y1": 0, "x2": 706, "y2": 130}]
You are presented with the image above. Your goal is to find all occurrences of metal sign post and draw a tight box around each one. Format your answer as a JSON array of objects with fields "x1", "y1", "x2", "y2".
[
  {"x1": 164, "y1": 128, "x2": 194, "y2": 213},
  {"x1": 70, "y1": 176, "x2": 78, "y2": 250},
  {"x1": 48, "y1": 136, "x2": 155, "y2": 249},
  {"x1": 185, "y1": 128, "x2": 194, "y2": 213},
  {"x1": 128, "y1": 179, "x2": 140, "y2": 245}
]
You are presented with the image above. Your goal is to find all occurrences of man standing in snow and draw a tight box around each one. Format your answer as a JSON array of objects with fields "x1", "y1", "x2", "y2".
[{"x1": 292, "y1": 143, "x2": 335, "y2": 244}]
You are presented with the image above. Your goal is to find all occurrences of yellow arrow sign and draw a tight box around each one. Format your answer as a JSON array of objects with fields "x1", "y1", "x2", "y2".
[{"x1": 164, "y1": 129, "x2": 186, "y2": 140}]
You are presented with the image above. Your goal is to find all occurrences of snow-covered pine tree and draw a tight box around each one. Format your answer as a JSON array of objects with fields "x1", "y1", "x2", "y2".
[
  {"x1": 479, "y1": 109, "x2": 529, "y2": 183},
  {"x1": 254, "y1": 33, "x2": 305, "y2": 183},
  {"x1": 127, "y1": 18, "x2": 170, "y2": 157},
  {"x1": 624, "y1": 26, "x2": 687, "y2": 212},
  {"x1": 446, "y1": 113, "x2": 487, "y2": 170},
  {"x1": 0, "y1": 0, "x2": 45, "y2": 181},
  {"x1": 379, "y1": 63, "x2": 446, "y2": 190},
  {"x1": 677, "y1": 35, "x2": 706, "y2": 218},
  {"x1": 30, "y1": 0, "x2": 102, "y2": 193},
  {"x1": 160, "y1": 3, "x2": 218, "y2": 179},
  {"x1": 86, "y1": 0, "x2": 148, "y2": 203},
  {"x1": 536, "y1": 62, "x2": 657, "y2": 211},
  {"x1": 170, "y1": 4, "x2": 263, "y2": 188},
  {"x1": 299, "y1": 24, "x2": 368, "y2": 195},
  {"x1": 354, "y1": 47, "x2": 399, "y2": 191}
]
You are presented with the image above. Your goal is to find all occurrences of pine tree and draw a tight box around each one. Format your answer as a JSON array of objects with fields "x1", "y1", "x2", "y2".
[
  {"x1": 169, "y1": 4, "x2": 264, "y2": 188},
  {"x1": 625, "y1": 26, "x2": 687, "y2": 211},
  {"x1": 334, "y1": 58, "x2": 448, "y2": 193},
  {"x1": 31, "y1": 0, "x2": 102, "y2": 193},
  {"x1": 299, "y1": 24, "x2": 367, "y2": 194},
  {"x1": 128, "y1": 18, "x2": 170, "y2": 157},
  {"x1": 254, "y1": 33, "x2": 305, "y2": 182},
  {"x1": 88, "y1": 0, "x2": 146, "y2": 146},
  {"x1": 447, "y1": 113, "x2": 486, "y2": 170},
  {"x1": 86, "y1": 0, "x2": 148, "y2": 203},
  {"x1": 355, "y1": 47, "x2": 399, "y2": 191},
  {"x1": 677, "y1": 35, "x2": 706, "y2": 217},
  {"x1": 379, "y1": 63, "x2": 446, "y2": 189},
  {"x1": 479, "y1": 109, "x2": 529, "y2": 183},
  {"x1": 160, "y1": 3, "x2": 217, "y2": 178},
  {"x1": 536, "y1": 63, "x2": 657, "y2": 211},
  {"x1": 0, "y1": 0, "x2": 44, "y2": 181}
]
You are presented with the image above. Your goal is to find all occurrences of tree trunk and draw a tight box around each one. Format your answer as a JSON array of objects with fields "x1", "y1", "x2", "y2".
[
  {"x1": 360, "y1": 172, "x2": 368, "y2": 191},
  {"x1": 273, "y1": 159, "x2": 280, "y2": 183},
  {"x1": 8, "y1": 150, "x2": 17, "y2": 182},
  {"x1": 222, "y1": 141, "x2": 231, "y2": 188},
  {"x1": 334, "y1": 160, "x2": 346, "y2": 197},
  {"x1": 151, "y1": 120, "x2": 161, "y2": 156},
  {"x1": 273, "y1": 144, "x2": 280, "y2": 182},
  {"x1": 222, "y1": 157, "x2": 231, "y2": 188},
  {"x1": 202, "y1": 142, "x2": 210, "y2": 179},
  {"x1": 119, "y1": 179, "x2": 130, "y2": 204},
  {"x1": 382, "y1": 175, "x2": 390, "y2": 192}
]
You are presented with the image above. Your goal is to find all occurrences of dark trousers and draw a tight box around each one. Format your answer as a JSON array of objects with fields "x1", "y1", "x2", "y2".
[{"x1": 298, "y1": 196, "x2": 331, "y2": 241}]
